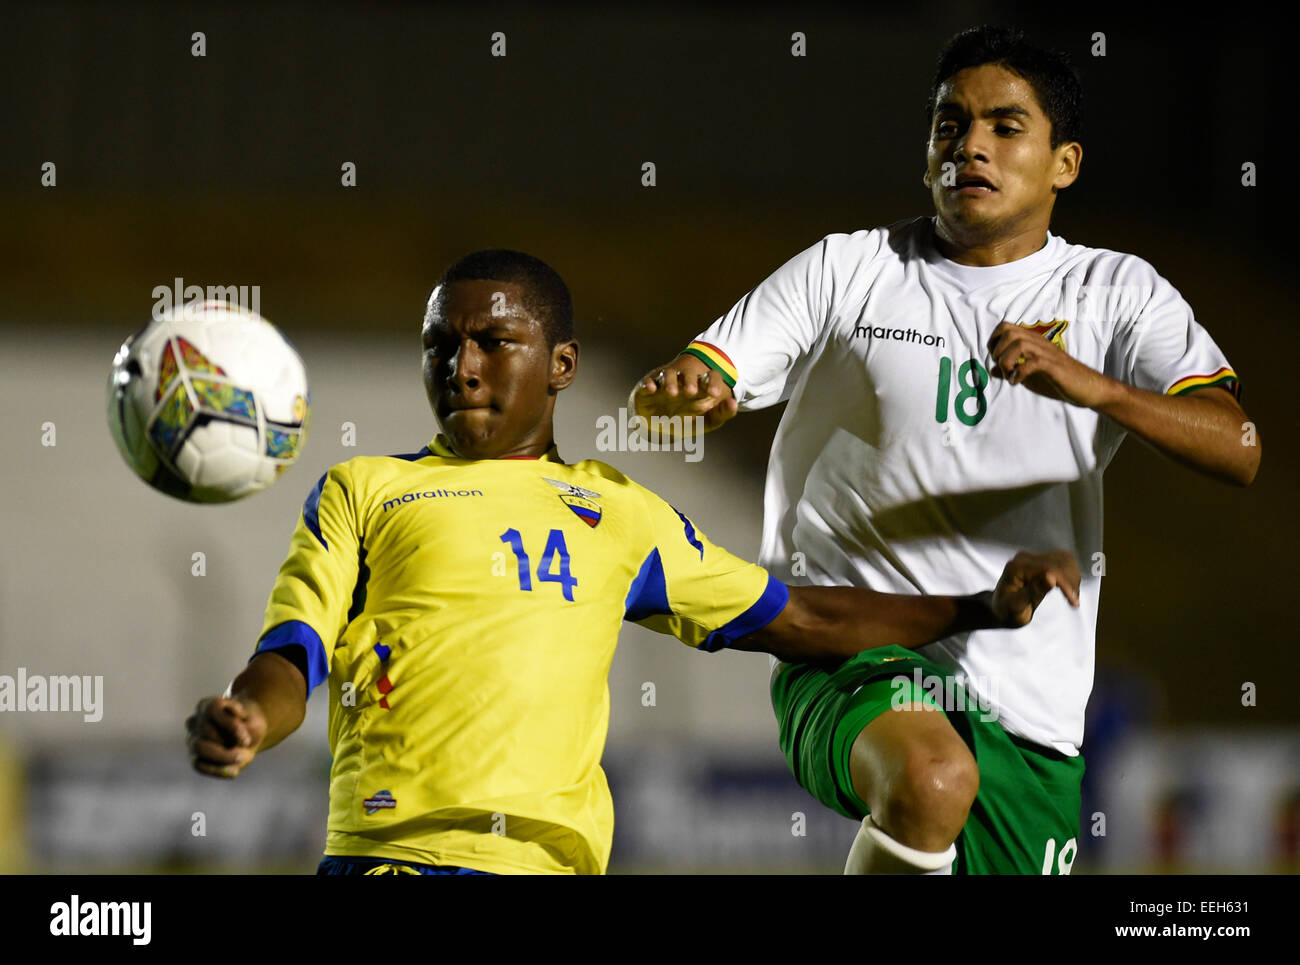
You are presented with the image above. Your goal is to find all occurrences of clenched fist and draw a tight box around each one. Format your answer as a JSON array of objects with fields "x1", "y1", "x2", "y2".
[{"x1": 186, "y1": 695, "x2": 268, "y2": 779}]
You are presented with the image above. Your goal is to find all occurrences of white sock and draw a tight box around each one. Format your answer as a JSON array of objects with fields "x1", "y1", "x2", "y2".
[{"x1": 844, "y1": 815, "x2": 956, "y2": 874}]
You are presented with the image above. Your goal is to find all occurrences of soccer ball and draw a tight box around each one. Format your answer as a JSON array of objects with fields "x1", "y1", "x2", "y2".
[{"x1": 107, "y1": 300, "x2": 311, "y2": 503}]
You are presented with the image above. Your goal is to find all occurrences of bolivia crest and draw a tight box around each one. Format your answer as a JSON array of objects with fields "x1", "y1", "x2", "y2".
[
  {"x1": 544, "y1": 477, "x2": 603, "y2": 528},
  {"x1": 1018, "y1": 318, "x2": 1070, "y2": 351}
]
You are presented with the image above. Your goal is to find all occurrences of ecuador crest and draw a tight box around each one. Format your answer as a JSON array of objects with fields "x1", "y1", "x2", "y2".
[{"x1": 544, "y1": 477, "x2": 603, "y2": 528}]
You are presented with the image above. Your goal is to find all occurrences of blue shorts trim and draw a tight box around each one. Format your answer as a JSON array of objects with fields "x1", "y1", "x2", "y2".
[{"x1": 317, "y1": 856, "x2": 494, "y2": 876}]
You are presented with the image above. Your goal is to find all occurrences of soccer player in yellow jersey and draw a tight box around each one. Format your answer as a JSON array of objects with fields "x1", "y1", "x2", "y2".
[{"x1": 185, "y1": 249, "x2": 1080, "y2": 875}]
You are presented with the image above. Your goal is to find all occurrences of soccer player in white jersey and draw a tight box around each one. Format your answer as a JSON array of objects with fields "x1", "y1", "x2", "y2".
[{"x1": 631, "y1": 26, "x2": 1260, "y2": 875}]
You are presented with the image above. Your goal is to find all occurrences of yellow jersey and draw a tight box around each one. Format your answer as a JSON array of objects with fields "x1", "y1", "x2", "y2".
[{"x1": 253, "y1": 434, "x2": 786, "y2": 874}]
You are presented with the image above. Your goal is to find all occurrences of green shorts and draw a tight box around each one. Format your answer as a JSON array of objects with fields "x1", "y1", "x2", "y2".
[{"x1": 772, "y1": 645, "x2": 1086, "y2": 875}]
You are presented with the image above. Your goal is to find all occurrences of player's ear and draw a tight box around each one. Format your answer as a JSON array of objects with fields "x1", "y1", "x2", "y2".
[
  {"x1": 550, "y1": 338, "x2": 579, "y2": 392},
  {"x1": 1052, "y1": 141, "x2": 1082, "y2": 191}
]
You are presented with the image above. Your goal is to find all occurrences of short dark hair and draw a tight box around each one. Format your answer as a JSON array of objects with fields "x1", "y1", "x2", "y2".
[
  {"x1": 433, "y1": 249, "x2": 574, "y2": 347},
  {"x1": 925, "y1": 26, "x2": 1083, "y2": 149}
]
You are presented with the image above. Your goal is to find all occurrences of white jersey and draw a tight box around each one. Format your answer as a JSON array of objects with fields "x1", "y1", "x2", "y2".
[{"x1": 691, "y1": 216, "x2": 1238, "y2": 755}]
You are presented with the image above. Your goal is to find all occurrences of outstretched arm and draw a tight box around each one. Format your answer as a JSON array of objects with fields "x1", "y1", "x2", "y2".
[
  {"x1": 185, "y1": 648, "x2": 308, "y2": 779},
  {"x1": 732, "y1": 551, "x2": 1081, "y2": 663}
]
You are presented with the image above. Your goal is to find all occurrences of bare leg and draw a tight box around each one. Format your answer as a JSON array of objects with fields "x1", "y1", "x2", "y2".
[{"x1": 843, "y1": 703, "x2": 978, "y2": 872}]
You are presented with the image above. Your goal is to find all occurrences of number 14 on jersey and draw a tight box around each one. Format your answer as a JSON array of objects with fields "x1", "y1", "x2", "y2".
[{"x1": 499, "y1": 528, "x2": 578, "y2": 601}]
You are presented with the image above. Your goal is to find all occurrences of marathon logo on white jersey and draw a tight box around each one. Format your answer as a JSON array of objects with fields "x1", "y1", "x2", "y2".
[
  {"x1": 853, "y1": 323, "x2": 946, "y2": 349},
  {"x1": 0, "y1": 668, "x2": 102, "y2": 722},
  {"x1": 890, "y1": 667, "x2": 999, "y2": 722},
  {"x1": 49, "y1": 895, "x2": 151, "y2": 945}
]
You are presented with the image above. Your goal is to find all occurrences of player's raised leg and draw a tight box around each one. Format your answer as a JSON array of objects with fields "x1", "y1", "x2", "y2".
[
  {"x1": 773, "y1": 649, "x2": 971, "y2": 874},
  {"x1": 775, "y1": 647, "x2": 1090, "y2": 875},
  {"x1": 842, "y1": 690, "x2": 976, "y2": 874}
]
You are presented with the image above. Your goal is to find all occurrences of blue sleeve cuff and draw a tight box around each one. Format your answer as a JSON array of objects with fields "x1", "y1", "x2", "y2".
[
  {"x1": 254, "y1": 620, "x2": 329, "y2": 693},
  {"x1": 698, "y1": 576, "x2": 790, "y2": 653}
]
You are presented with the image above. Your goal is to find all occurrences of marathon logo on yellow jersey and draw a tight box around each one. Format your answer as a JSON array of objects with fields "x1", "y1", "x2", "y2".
[
  {"x1": 545, "y1": 477, "x2": 603, "y2": 528},
  {"x1": 382, "y1": 488, "x2": 484, "y2": 512},
  {"x1": 1018, "y1": 318, "x2": 1069, "y2": 351},
  {"x1": 364, "y1": 790, "x2": 397, "y2": 814}
]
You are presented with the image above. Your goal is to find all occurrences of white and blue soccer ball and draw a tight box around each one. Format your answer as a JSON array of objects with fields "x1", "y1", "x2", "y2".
[{"x1": 107, "y1": 300, "x2": 311, "y2": 503}]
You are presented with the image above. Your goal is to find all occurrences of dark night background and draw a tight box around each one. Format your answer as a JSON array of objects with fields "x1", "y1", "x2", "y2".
[{"x1": 0, "y1": 2, "x2": 1293, "y2": 873}]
